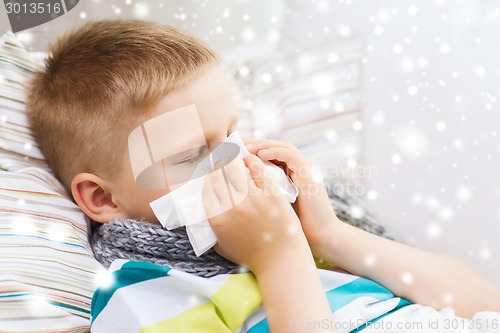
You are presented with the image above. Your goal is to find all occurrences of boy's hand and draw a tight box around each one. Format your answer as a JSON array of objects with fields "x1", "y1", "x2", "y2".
[
  {"x1": 243, "y1": 138, "x2": 341, "y2": 255},
  {"x1": 203, "y1": 148, "x2": 336, "y2": 332},
  {"x1": 202, "y1": 154, "x2": 311, "y2": 275}
]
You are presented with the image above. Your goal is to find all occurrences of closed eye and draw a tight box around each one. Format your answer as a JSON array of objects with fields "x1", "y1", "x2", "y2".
[{"x1": 178, "y1": 146, "x2": 208, "y2": 164}]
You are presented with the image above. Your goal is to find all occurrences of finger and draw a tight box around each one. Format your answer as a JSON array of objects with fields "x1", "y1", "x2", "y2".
[
  {"x1": 206, "y1": 168, "x2": 233, "y2": 218},
  {"x1": 242, "y1": 137, "x2": 258, "y2": 144},
  {"x1": 257, "y1": 147, "x2": 305, "y2": 175},
  {"x1": 222, "y1": 156, "x2": 249, "y2": 206},
  {"x1": 202, "y1": 171, "x2": 219, "y2": 217},
  {"x1": 243, "y1": 154, "x2": 279, "y2": 193},
  {"x1": 245, "y1": 138, "x2": 294, "y2": 148},
  {"x1": 221, "y1": 156, "x2": 247, "y2": 194},
  {"x1": 244, "y1": 138, "x2": 295, "y2": 154}
]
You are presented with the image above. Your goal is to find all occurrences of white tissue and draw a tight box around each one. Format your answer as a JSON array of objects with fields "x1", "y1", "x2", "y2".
[{"x1": 149, "y1": 131, "x2": 298, "y2": 256}]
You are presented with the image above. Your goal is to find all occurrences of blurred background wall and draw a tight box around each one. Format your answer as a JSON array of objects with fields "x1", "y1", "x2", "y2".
[{"x1": 1, "y1": 0, "x2": 499, "y2": 287}]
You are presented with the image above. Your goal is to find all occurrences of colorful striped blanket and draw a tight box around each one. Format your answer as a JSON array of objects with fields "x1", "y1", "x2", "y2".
[{"x1": 90, "y1": 260, "x2": 500, "y2": 332}]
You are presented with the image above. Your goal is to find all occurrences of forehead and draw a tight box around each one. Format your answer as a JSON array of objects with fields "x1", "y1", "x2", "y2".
[
  {"x1": 147, "y1": 66, "x2": 236, "y2": 133},
  {"x1": 153, "y1": 66, "x2": 235, "y2": 120}
]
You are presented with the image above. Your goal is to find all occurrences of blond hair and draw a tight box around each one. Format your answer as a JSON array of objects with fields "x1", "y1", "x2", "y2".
[{"x1": 27, "y1": 19, "x2": 220, "y2": 193}]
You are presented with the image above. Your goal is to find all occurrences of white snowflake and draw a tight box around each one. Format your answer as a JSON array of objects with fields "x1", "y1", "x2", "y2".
[
  {"x1": 134, "y1": 3, "x2": 149, "y2": 18},
  {"x1": 407, "y1": 6, "x2": 418, "y2": 15},
  {"x1": 435, "y1": 121, "x2": 447, "y2": 132}
]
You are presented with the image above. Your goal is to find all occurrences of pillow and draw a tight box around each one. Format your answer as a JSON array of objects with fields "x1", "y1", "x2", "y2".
[
  {"x1": 0, "y1": 33, "x2": 45, "y2": 160},
  {"x1": 227, "y1": 36, "x2": 365, "y2": 185},
  {"x1": 0, "y1": 31, "x2": 104, "y2": 333}
]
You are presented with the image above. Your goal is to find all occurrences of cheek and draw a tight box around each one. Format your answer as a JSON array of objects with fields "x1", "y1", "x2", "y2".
[
  {"x1": 124, "y1": 183, "x2": 169, "y2": 223},
  {"x1": 135, "y1": 187, "x2": 169, "y2": 205}
]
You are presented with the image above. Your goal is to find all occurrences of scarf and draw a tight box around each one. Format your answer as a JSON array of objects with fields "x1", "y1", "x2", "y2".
[
  {"x1": 90, "y1": 182, "x2": 397, "y2": 278},
  {"x1": 91, "y1": 218, "x2": 241, "y2": 277}
]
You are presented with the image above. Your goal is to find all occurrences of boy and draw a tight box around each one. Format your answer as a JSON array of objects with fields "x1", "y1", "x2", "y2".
[{"x1": 27, "y1": 20, "x2": 500, "y2": 332}]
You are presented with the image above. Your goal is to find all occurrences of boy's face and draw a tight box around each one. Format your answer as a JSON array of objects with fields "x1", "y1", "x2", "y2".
[{"x1": 111, "y1": 65, "x2": 240, "y2": 224}]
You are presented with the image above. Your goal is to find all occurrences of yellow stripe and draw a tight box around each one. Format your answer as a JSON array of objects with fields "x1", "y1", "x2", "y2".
[
  {"x1": 140, "y1": 302, "x2": 232, "y2": 333},
  {"x1": 140, "y1": 274, "x2": 262, "y2": 333},
  {"x1": 210, "y1": 274, "x2": 261, "y2": 331}
]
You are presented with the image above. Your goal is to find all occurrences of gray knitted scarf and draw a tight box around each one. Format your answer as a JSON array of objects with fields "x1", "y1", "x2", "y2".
[
  {"x1": 91, "y1": 218, "x2": 241, "y2": 277},
  {"x1": 91, "y1": 182, "x2": 398, "y2": 278}
]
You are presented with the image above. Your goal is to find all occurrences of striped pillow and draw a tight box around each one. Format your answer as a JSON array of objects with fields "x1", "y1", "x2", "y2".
[
  {"x1": 0, "y1": 32, "x2": 103, "y2": 332},
  {"x1": 0, "y1": 32, "x2": 44, "y2": 160}
]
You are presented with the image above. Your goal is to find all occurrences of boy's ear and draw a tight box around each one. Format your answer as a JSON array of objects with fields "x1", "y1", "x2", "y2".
[{"x1": 71, "y1": 173, "x2": 125, "y2": 224}]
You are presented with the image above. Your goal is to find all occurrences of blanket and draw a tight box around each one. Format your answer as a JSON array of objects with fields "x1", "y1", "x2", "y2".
[{"x1": 90, "y1": 260, "x2": 500, "y2": 333}]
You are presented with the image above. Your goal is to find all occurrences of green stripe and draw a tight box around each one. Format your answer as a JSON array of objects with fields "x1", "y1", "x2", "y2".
[
  {"x1": 0, "y1": 292, "x2": 91, "y2": 315},
  {"x1": 49, "y1": 300, "x2": 91, "y2": 315},
  {"x1": 0, "y1": 233, "x2": 86, "y2": 248},
  {"x1": 91, "y1": 261, "x2": 171, "y2": 323},
  {"x1": 0, "y1": 292, "x2": 31, "y2": 298},
  {"x1": 248, "y1": 277, "x2": 412, "y2": 333},
  {"x1": 326, "y1": 276, "x2": 395, "y2": 312},
  {"x1": 351, "y1": 298, "x2": 412, "y2": 332}
]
